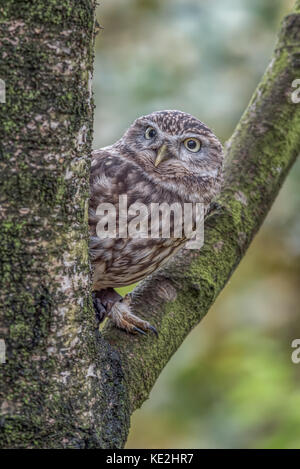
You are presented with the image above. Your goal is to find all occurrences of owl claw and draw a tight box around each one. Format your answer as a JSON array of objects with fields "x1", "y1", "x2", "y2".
[
  {"x1": 108, "y1": 299, "x2": 158, "y2": 337},
  {"x1": 149, "y1": 325, "x2": 158, "y2": 336},
  {"x1": 92, "y1": 292, "x2": 107, "y2": 323},
  {"x1": 133, "y1": 326, "x2": 147, "y2": 335}
]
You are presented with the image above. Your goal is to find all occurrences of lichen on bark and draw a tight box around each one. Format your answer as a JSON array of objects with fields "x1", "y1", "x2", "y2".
[{"x1": 0, "y1": 0, "x2": 130, "y2": 449}]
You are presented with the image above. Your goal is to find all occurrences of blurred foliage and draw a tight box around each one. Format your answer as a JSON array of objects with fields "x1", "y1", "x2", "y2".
[{"x1": 94, "y1": 0, "x2": 300, "y2": 449}]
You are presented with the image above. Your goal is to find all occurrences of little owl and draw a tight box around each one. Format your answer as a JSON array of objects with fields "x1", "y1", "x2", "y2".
[{"x1": 89, "y1": 110, "x2": 223, "y2": 335}]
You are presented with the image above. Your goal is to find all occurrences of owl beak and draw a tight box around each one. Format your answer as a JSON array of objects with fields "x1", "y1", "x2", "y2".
[{"x1": 154, "y1": 144, "x2": 169, "y2": 167}]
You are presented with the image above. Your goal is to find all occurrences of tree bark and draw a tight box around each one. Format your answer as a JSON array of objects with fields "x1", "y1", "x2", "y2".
[{"x1": 0, "y1": 0, "x2": 299, "y2": 449}]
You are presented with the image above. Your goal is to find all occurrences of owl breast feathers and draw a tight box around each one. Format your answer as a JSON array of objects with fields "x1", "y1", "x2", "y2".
[{"x1": 89, "y1": 110, "x2": 223, "y2": 291}]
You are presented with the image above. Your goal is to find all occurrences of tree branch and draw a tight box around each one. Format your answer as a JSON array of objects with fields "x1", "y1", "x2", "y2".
[{"x1": 102, "y1": 0, "x2": 300, "y2": 432}]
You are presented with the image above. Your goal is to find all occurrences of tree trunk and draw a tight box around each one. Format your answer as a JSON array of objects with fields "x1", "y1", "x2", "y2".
[
  {"x1": 0, "y1": 0, "x2": 122, "y2": 448},
  {"x1": 0, "y1": 0, "x2": 299, "y2": 449}
]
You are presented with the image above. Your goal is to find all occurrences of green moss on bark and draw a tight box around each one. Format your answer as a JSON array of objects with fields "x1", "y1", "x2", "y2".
[{"x1": 0, "y1": 0, "x2": 131, "y2": 449}]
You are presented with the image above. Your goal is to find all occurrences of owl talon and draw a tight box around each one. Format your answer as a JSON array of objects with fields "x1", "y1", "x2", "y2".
[
  {"x1": 92, "y1": 293, "x2": 107, "y2": 323},
  {"x1": 133, "y1": 326, "x2": 147, "y2": 335},
  {"x1": 108, "y1": 299, "x2": 158, "y2": 336},
  {"x1": 149, "y1": 325, "x2": 159, "y2": 336}
]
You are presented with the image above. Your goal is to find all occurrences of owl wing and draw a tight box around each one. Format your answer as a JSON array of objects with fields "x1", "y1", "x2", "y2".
[
  {"x1": 90, "y1": 148, "x2": 126, "y2": 234},
  {"x1": 90, "y1": 148, "x2": 145, "y2": 270}
]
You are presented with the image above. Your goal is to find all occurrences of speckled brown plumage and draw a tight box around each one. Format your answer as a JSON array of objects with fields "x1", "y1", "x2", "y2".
[{"x1": 89, "y1": 110, "x2": 223, "y2": 334}]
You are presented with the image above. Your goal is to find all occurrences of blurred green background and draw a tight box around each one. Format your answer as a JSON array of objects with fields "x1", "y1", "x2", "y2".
[{"x1": 94, "y1": 0, "x2": 300, "y2": 449}]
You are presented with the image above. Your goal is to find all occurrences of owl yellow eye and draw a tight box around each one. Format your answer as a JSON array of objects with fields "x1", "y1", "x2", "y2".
[
  {"x1": 145, "y1": 126, "x2": 157, "y2": 139},
  {"x1": 183, "y1": 138, "x2": 201, "y2": 152}
]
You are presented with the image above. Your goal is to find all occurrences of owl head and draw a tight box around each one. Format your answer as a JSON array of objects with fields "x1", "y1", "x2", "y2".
[{"x1": 115, "y1": 110, "x2": 224, "y2": 203}]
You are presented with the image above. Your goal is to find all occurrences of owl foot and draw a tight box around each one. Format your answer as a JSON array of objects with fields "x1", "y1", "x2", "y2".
[
  {"x1": 93, "y1": 288, "x2": 158, "y2": 336},
  {"x1": 92, "y1": 292, "x2": 107, "y2": 324},
  {"x1": 109, "y1": 296, "x2": 158, "y2": 336}
]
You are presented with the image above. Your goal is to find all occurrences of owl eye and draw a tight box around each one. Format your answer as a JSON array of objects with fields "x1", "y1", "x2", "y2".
[
  {"x1": 183, "y1": 138, "x2": 201, "y2": 153},
  {"x1": 145, "y1": 126, "x2": 157, "y2": 140}
]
